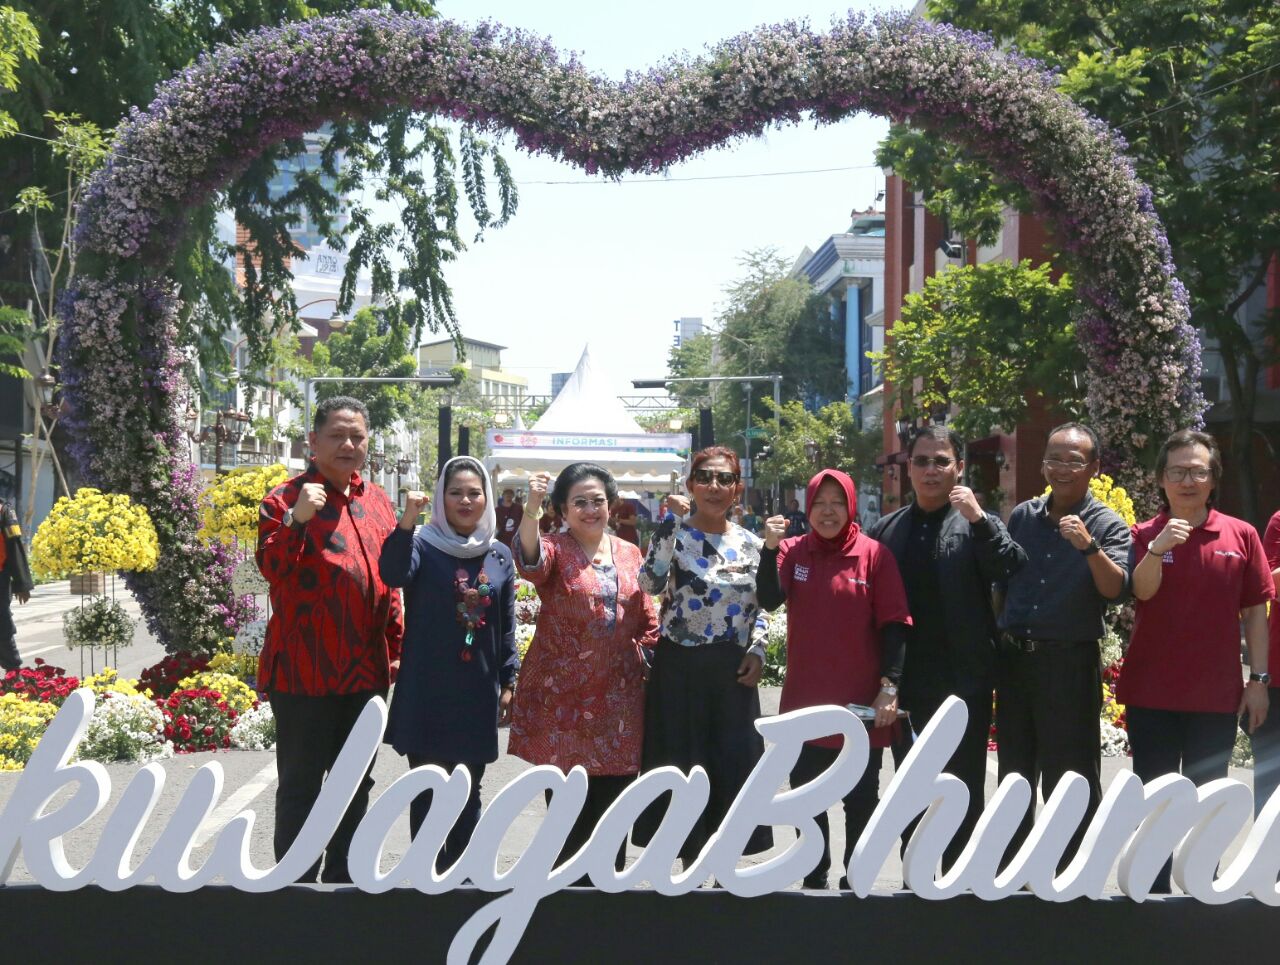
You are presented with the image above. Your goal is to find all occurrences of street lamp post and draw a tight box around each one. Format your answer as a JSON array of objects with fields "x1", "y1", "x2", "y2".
[
  {"x1": 632, "y1": 372, "x2": 782, "y2": 500},
  {"x1": 186, "y1": 407, "x2": 251, "y2": 474}
]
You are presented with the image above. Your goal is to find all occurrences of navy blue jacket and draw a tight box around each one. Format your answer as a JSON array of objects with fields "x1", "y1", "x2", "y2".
[{"x1": 379, "y1": 529, "x2": 518, "y2": 763}]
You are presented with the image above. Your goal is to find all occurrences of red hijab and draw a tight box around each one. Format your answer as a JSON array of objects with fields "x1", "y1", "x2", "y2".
[{"x1": 804, "y1": 469, "x2": 860, "y2": 556}]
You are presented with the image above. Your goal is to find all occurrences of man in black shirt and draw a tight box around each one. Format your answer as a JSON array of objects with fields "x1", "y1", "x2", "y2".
[
  {"x1": 783, "y1": 498, "x2": 809, "y2": 538},
  {"x1": 869, "y1": 426, "x2": 1025, "y2": 871},
  {"x1": 997, "y1": 422, "x2": 1130, "y2": 870}
]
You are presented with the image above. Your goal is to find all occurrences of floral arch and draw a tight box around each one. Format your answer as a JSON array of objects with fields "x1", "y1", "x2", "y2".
[{"x1": 63, "y1": 10, "x2": 1202, "y2": 651}]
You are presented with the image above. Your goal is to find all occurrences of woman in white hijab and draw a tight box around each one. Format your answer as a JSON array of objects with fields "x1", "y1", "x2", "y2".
[{"x1": 379, "y1": 456, "x2": 518, "y2": 870}]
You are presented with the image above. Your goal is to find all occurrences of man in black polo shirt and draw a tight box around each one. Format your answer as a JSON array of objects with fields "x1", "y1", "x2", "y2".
[
  {"x1": 869, "y1": 425, "x2": 1026, "y2": 871},
  {"x1": 997, "y1": 422, "x2": 1130, "y2": 869}
]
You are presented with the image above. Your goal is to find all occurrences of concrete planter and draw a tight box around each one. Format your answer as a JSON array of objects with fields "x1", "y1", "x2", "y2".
[{"x1": 69, "y1": 572, "x2": 106, "y2": 595}]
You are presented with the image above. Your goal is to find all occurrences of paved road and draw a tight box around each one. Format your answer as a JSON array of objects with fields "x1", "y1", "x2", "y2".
[
  {"x1": 2, "y1": 586, "x2": 1259, "y2": 892},
  {"x1": 10, "y1": 578, "x2": 168, "y2": 681}
]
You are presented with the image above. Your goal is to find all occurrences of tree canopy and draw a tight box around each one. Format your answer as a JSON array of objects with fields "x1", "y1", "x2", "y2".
[
  {"x1": 1, "y1": 1, "x2": 517, "y2": 388},
  {"x1": 879, "y1": 0, "x2": 1279, "y2": 518},
  {"x1": 875, "y1": 260, "x2": 1083, "y2": 441}
]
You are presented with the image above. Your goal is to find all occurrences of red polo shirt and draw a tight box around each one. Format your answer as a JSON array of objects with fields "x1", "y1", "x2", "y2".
[
  {"x1": 1118, "y1": 509, "x2": 1274, "y2": 714},
  {"x1": 776, "y1": 531, "x2": 912, "y2": 749},
  {"x1": 256, "y1": 465, "x2": 404, "y2": 695},
  {"x1": 1264, "y1": 510, "x2": 1280, "y2": 691}
]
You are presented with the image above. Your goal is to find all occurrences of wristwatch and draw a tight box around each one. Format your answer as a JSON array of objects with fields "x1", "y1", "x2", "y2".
[
  {"x1": 879, "y1": 682, "x2": 898, "y2": 698},
  {"x1": 1249, "y1": 672, "x2": 1271, "y2": 685},
  {"x1": 282, "y1": 508, "x2": 304, "y2": 531},
  {"x1": 1081, "y1": 538, "x2": 1101, "y2": 556}
]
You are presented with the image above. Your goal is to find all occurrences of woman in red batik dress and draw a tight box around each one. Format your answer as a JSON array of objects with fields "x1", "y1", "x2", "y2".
[{"x1": 509, "y1": 463, "x2": 659, "y2": 876}]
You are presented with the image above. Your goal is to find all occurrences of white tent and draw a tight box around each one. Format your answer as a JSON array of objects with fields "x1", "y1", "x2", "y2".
[{"x1": 485, "y1": 345, "x2": 689, "y2": 490}]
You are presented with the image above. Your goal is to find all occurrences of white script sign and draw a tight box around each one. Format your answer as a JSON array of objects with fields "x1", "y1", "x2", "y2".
[{"x1": 3, "y1": 691, "x2": 1280, "y2": 965}]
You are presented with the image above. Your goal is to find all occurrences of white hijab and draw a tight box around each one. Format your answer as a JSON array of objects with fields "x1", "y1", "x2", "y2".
[{"x1": 419, "y1": 456, "x2": 498, "y2": 559}]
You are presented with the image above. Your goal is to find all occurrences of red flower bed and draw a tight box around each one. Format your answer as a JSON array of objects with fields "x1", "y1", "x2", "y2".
[
  {"x1": 157, "y1": 687, "x2": 238, "y2": 753},
  {"x1": 139, "y1": 653, "x2": 210, "y2": 699},
  {"x1": 0, "y1": 658, "x2": 80, "y2": 705}
]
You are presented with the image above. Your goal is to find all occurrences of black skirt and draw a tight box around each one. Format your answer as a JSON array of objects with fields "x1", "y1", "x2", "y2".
[{"x1": 634, "y1": 637, "x2": 774, "y2": 861}]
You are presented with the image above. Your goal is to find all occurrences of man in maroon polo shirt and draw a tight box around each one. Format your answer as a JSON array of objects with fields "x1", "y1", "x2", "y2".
[{"x1": 257, "y1": 396, "x2": 404, "y2": 883}]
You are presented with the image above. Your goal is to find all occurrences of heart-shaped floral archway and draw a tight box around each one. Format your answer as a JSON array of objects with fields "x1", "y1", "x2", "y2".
[{"x1": 63, "y1": 10, "x2": 1202, "y2": 652}]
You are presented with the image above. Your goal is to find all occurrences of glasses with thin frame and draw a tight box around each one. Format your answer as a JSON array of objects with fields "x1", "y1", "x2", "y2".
[
  {"x1": 691, "y1": 468, "x2": 740, "y2": 487},
  {"x1": 570, "y1": 495, "x2": 610, "y2": 512},
  {"x1": 910, "y1": 455, "x2": 954, "y2": 469},
  {"x1": 1042, "y1": 458, "x2": 1091, "y2": 473},
  {"x1": 1164, "y1": 466, "x2": 1212, "y2": 483}
]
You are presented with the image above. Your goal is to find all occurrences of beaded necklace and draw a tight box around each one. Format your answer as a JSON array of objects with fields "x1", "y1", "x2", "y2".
[{"x1": 454, "y1": 566, "x2": 492, "y2": 662}]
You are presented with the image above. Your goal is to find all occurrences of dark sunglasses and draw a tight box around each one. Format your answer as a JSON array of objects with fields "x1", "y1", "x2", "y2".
[{"x1": 691, "y1": 468, "x2": 740, "y2": 487}]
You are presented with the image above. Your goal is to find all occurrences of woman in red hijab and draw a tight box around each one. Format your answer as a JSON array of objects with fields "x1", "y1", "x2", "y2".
[{"x1": 758, "y1": 469, "x2": 912, "y2": 890}]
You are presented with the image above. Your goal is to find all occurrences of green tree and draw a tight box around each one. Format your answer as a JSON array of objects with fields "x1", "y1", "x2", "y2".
[
  {"x1": 754, "y1": 399, "x2": 883, "y2": 490},
  {"x1": 401, "y1": 363, "x2": 495, "y2": 480},
  {"x1": 715, "y1": 249, "x2": 848, "y2": 434},
  {"x1": 874, "y1": 260, "x2": 1084, "y2": 441},
  {"x1": 311, "y1": 306, "x2": 419, "y2": 435},
  {"x1": 879, "y1": 0, "x2": 1280, "y2": 520},
  {"x1": 663, "y1": 251, "x2": 848, "y2": 456},
  {"x1": 0, "y1": 1, "x2": 517, "y2": 387},
  {"x1": 0, "y1": 5, "x2": 38, "y2": 139}
]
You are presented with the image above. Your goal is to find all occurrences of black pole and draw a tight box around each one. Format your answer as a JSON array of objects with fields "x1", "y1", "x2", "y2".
[
  {"x1": 437, "y1": 405, "x2": 453, "y2": 467},
  {"x1": 458, "y1": 425, "x2": 470, "y2": 457},
  {"x1": 699, "y1": 406, "x2": 714, "y2": 449}
]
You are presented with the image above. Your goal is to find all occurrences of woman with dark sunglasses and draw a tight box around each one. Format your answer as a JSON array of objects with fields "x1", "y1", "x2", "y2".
[{"x1": 634, "y1": 446, "x2": 774, "y2": 869}]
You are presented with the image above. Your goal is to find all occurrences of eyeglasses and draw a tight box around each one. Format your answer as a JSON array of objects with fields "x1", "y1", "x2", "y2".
[
  {"x1": 1164, "y1": 466, "x2": 1212, "y2": 483},
  {"x1": 910, "y1": 456, "x2": 954, "y2": 469},
  {"x1": 1042, "y1": 459, "x2": 1091, "y2": 473},
  {"x1": 691, "y1": 469, "x2": 740, "y2": 487},
  {"x1": 570, "y1": 496, "x2": 609, "y2": 511}
]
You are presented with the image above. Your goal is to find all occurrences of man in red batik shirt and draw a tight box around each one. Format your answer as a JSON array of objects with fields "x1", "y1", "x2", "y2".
[{"x1": 257, "y1": 396, "x2": 404, "y2": 883}]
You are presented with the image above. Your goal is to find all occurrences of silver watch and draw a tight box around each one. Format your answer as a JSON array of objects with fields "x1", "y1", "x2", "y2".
[
  {"x1": 282, "y1": 508, "x2": 298, "y2": 529},
  {"x1": 880, "y1": 683, "x2": 898, "y2": 697}
]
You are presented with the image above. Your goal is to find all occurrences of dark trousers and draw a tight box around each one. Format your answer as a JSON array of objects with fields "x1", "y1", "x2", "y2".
[
  {"x1": 791, "y1": 741, "x2": 883, "y2": 887},
  {"x1": 636, "y1": 639, "x2": 773, "y2": 861},
  {"x1": 1127, "y1": 706, "x2": 1236, "y2": 893},
  {"x1": 406, "y1": 756, "x2": 486, "y2": 871},
  {"x1": 1249, "y1": 693, "x2": 1280, "y2": 817},
  {"x1": 996, "y1": 640, "x2": 1102, "y2": 870},
  {"x1": 545, "y1": 774, "x2": 633, "y2": 881},
  {"x1": 270, "y1": 689, "x2": 386, "y2": 884},
  {"x1": 0, "y1": 577, "x2": 21, "y2": 671},
  {"x1": 896, "y1": 686, "x2": 992, "y2": 873}
]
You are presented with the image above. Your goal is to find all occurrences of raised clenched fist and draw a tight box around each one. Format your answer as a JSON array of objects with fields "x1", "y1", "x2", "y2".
[
  {"x1": 763, "y1": 514, "x2": 787, "y2": 549},
  {"x1": 400, "y1": 490, "x2": 429, "y2": 529},
  {"x1": 292, "y1": 482, "x2": 328, "y2": 523}
]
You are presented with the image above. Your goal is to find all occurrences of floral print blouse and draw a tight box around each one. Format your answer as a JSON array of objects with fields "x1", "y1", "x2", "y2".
[{"x1": 639, "y1": 514, "x2": 768, "y2": 660}]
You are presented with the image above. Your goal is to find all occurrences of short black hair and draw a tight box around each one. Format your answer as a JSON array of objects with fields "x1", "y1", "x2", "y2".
[
  {"x1": 551, "y1": 462, "x2": 617, "y2": 514},
  {"x1": 1154, "y1": 428, "x2": 1222, "y2": 510},
  {"x1": 1046, "y1": 422, "x2": 1100, "y2": 462},
  {"x1": 313, "y1": 395, "x2": 370, "y2": 432},
  {"x1": 907, "y1": 424, "x2": 963, "y2": 461}
]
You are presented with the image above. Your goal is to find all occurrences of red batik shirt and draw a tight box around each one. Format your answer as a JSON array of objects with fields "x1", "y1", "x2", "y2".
[{"x1": 256, "y1": 464, "x2": 404, "y2": 695}]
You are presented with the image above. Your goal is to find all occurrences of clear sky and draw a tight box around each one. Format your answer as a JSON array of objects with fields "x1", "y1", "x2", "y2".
[{"x1": 400, "y1": 0, "x2": 912, "y2": 397}]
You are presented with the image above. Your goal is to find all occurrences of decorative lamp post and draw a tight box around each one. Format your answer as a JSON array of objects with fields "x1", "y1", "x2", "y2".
[
  {"x1": 186, "y1": 407, "x2": 250, "y2": 474},
  {"x1": 37, "y1": 370, "x2": 60, "y2": 422}
]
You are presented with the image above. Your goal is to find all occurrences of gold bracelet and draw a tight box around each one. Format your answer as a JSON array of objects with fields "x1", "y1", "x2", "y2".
[{"x1": 529, "y1": 503, "x2": 545, "y2": 520}]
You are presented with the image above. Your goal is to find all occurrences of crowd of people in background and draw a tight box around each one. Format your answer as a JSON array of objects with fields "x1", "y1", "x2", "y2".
[{"x1": 251, "y1": 395, "x2": 1280, "y2": 890}]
